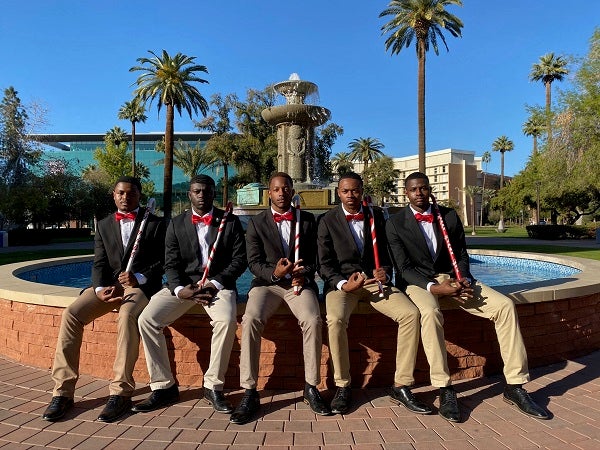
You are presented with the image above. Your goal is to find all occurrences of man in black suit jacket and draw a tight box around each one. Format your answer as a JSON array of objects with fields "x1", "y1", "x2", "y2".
[
  {"x1": 230, "y1": 172, "x2": 330, "y2": 425},
  {"x1": 133, "y1": 175, "x2": 247, "y2": 415},
  {"x1": 43, "y1": 176, "x2": 165, "y2": 423},
  {"x1": 317, "y1": 172, "x2": 424, "y2": 416},
  {"x1": 386, "y1": 172, "x2": 549, "y2": 422}
]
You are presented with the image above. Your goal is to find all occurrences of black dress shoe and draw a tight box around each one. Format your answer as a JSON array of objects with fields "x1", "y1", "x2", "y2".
[
  {"x1": 303, "y1": 384, "x2": 331, "y2": 416},
  {"x1": 131, "y1": 384, "x2": 179, "y2": 413},
  {"x1": 389, "y1": 386, "x2": 432, "y2": 414},
  {"x1": 203, "y1": 388, "x2": 233, "y2": 414},
  {"x1": 42, "y1": 396, "x2": 74, "y2": 421},
  {"x1": 503, "y1": 385, "x2": 549, "y2": 420},
  {"x1": 230, "y1": 389, "x2": 260, "y2": 425},
  {"x1": 97, "y1": 395, "x2": 132, "y2": 423},
  {"x1": 330, "y1": 387, "x2": 352, "y2": 415},
  {"x1": 439, "y1": 387, "x2": 461, "y2": 422}
]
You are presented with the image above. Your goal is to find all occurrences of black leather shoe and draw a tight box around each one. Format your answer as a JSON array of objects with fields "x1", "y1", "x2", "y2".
[
  {"x1": 203, "y1": 388, "x2": 233, "y2": 414},
  {"x1": 330, "y1": 387, "x2": 352, "y2": 415},
  {"x1": 97, "y1": 395, "x2": 132, "y2": 423},
  {"x1": 503, "y1": 385, "x2": 549, "y2": 420},
  {"x1": 439, "y1": 387, "x2": 461, "y2": 422},
  {"x1": 230, "y1": 389, "x2": 260, "y2": 425},
  {"x1": 389, "y1": 386, "x2": 432, "y2": 414},
  {"x1": 42, "y1": 396, "x2": 74, "y2": 421},
  {"x1": 131, "y1": 384, "x2": 179, "y2": 413},
  {"x1": 303, "y1": 384, "x2": 331, "y2": 416}
]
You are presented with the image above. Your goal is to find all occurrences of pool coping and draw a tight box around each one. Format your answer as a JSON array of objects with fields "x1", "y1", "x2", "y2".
[{"x1": 1, "y1": 250, "x2": 599, "y2": 308}]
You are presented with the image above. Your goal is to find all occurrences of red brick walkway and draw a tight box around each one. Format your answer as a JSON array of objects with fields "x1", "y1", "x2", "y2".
[{"x1": 0, "y1": 351, "x2": 598, "y2": 449}]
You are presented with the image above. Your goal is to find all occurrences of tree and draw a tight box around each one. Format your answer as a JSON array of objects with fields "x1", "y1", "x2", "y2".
[
  {"x1": 0, "y1": 87, "x2": 42, "y2": 187},
  {"x1": 313, "y1": 123, "x2": 344, "y2": 184},
  {"x1": 463, "y1": 185, "x2": 482, "y2": 234},
  {"x1": 522, "y1": 108, "x2": 545, "y2": 156},
  {"x1": 347, "y1": 137, "x2": 385, "y2": 177},
  {"x1": 130, "y1": 50, "x2": 209, "y2": 220},
  {"x1": 172, "y1": 140, "x2": 210, "y2": 179},
  {"x1": 380, "y1": 0, "x2": 463, "y2": 173},
  {"x1": 118, "y1": 98, "x2": 147, "y2": 177},
  {"x1": 479, "y1": 150, "x2": 491, "y2": 225},
  {"x1": 362, "y1": 156, "x2": 398, "y2": 205},
  {"x1": 492, "y1": 135, "x2": 514, "y2": 231},
  {"x1": 331, "y1": 151, "x2": 355, "y2": 179},
  {"x1": 104, "y1": 126, "x2": 128, "y2": 146},
  {"x1": 530, "y1": 53, "x2": 569, "y2": 139}
]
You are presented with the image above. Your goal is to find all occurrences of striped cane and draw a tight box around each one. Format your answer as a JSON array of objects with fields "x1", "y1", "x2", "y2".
[
  {"x1": 363, "y1": 196, "x2": 384, "y2": 298},
  {"x1": 198, "y1": 202, "x2": 233, "y2": 288}
]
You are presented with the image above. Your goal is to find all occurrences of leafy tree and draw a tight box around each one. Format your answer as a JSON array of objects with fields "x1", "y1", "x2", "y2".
[
  {"x1": 331, "y1": 151, "x2": 355, "y2": 179},
  {"x1": 130, "y1": 50, "x2": 209, "y2": 220},
  {"x1": 530, "y1": 52, "x2": 569, "y2": 139},
  {"x1": 118, "y1": 98, "x2": 147, "y2": 177},
  {"x1": 0, "y1": 87, "x2": 42, "y2": 187},
  {"x1": 347, "y1": 137, "x2": 385, "y2": 177},
  {"x1": 380, "y1": 0, "x2": 463, "y2": 173},
  {"x1": 363, "y1": 156, "x2": 398, "y2": 205},
  {"x1": 313, "y1": 123, "x2": 344, "y2": 184}
]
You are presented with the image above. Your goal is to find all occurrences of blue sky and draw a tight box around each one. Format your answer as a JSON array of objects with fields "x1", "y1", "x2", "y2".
[{"x1": 1, "y1": 1, "x2": 598, "y2": 177}]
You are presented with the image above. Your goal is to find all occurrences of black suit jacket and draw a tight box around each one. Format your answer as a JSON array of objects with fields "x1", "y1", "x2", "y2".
[
  {"x1": 246, "y1": 209, "x2": 318, "y2": 292},
  {"x1": 385, "y1": 204, "x2": 473, "y2": 291},
  {"x1": 317, "y1": 204, "x2": 393, "y2": 294},
  {"x1": 164, "y1": 208, "x2": 247, "y2": 293},
  {"x1": 92, "y1": 208, "x2": 166, "y2": 298}
]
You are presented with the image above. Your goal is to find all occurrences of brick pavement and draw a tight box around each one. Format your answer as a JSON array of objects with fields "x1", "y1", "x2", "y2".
[{"x1": 0, "y1": 351, "x2": 598, "y2": 449}]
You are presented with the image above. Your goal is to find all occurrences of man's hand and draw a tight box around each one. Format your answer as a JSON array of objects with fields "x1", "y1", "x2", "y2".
[
  {"x1": 179, "y1": 283, "x2": 217, "y2": 306},
  {"x1": 430, "y1": 278, "x2": 473, "y2": 304},
  {"x1": 342, "y1": 272, "x2": 366, "y2": 292},
  {"x1": 273, "y1": 258, "x2": 294, "y2": 279},
  {"x1": 118, "y1": 271, "x2": 138, "y2": 288},
  {"x1": 96, "y1": 284, "x2": 125, "y2": 303},
  {"x1": 372, "y1": 267, "x2": 387, "y2": 283}
]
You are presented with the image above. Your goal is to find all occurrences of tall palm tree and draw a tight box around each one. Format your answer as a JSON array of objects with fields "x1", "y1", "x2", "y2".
[
  {"x1": 331, "y1": 151, "x2": 355, "y2": 178},
  {"x1": 529, "y1": 53, "x2": 569, "y2": 139},
  {"x1": 492, "y1": 135, "x2": 514, "y2": 231},
  {"x1": 130, "y1": 50, "x2": 209, "y2": 220},
  {"x1": 522, "y1": 112, "x2": 544, "y2": 156},
  {"x1": 380, "y1": 0, "x2": 463, "y2": 173},
  {"x1": 118, "y1": 98, "x2": 147, "y2": 177},
  {"x1": 479, "y1": 150, "x2": 491, "y2": 225},
  {"x1": 347, "y1": 137, "x2": 385, "y2": 176},
  {"x1": 104, "y1": 126, "x2": 128, "y2": 146}
]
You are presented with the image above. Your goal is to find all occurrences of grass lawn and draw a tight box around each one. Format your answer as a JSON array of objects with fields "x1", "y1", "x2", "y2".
[
  {"x1": 465, "y1": 226, "x2": 529, "y2": 238},
  {"x1": 0, "y1": 249, "x2": 92, "y2": 266}
]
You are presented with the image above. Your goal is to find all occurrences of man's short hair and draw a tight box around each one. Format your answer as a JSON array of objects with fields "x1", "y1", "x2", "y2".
[
  {"x1": 115, "y1": 176, "x2": 142, "y2": 192},
  {"x1": 338, "y1": 172, "x2": 363, "y2": 186},
  {"x1": 404, "y1": 171, "x2": 429, "y2": 186},
  {"x1": 190, "y1": 174, "x2": 216, "y2": 187},
  {"x1": 269, "y1": 172, "x2": 293, "y2": 188}
]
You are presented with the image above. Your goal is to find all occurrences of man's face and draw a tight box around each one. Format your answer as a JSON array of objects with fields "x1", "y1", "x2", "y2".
[
  {"x1": 113, "y1": 182, "x2": 141, "y2": 212},
  {"x1": 337, "y1": 177, "x2": 363, "y2": 212},
  {"x1": 188, "y1": 182, "x2": 215, "y2": 213},
  {"x1": 405, "y1": 178, "x2": 431, "y2": 212},
  {"x1": 268, "y1": 176, "x2": 294, "y2": 212}
]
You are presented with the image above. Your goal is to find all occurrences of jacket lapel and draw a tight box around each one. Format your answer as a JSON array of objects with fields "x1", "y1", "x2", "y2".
[
  {"x1": 404, "y1": 207, "x2": 433, "y2": 261},
  {"x1": 110, "y1": 213, "x2": 125, "y2": 262},
  {"x1": 335, "y1": 205, "x2": 361, "y2": 255},
  {"x1": 184, "y1": 210, "x2": 202, "y2": 260},
  {"x1": 266, "y1": 210, "x2": 287, "y2": 257}
]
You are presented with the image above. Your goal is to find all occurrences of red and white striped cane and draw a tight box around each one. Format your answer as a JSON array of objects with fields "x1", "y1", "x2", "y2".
[
  {"x1": 198, "y1": 201, "x2": 233, "y2": 288},
  {"x1": 125, "y1": 198, "x2": 156, "y2": 273},
  {"x1": 429, "y1": 194, "x2": 463, "y2": 281},
  {"x1": 292, "y1": 194, "x2": 302, "y2": 295},
  {"x1": 363, "y1": 195, "x2": 384, "y2": 298}
]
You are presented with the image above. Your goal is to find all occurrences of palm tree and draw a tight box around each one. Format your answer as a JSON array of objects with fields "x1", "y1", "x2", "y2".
[
  {"x1": 522, "y1": 112, "x2": 544, "y2": 156},
  {"x1": 347, "y1": 137, "x2": 385, "y2": 177},
  {"x1": 463, "y1": 185, "x2": 482, "y2": 234},
  {"x1": 118, "y1": 98, "x2": 147, "y2": 177},
  {"x1": 203, "y1": 133, "x2": 238, "y2": 206},
  {"x1": 130, "y1": 50, "x2": 209, "y2": 220},
  {"x1": 331, "y1": 151, "x2": 355, "y2": 178},
  {"x1": 492, "y1": 135, "x2": 514, "y2": 231},
  {"x1": 479, "y1": 150, "x2": 491, "y2": 225},
  {"x1": 104, "y1": 126, "x2": 128, "y2": 146},
  {"x1": 529, "y1": 53, "x2": 569, "y2": 139},
  {"x1": 172, "y1": 140, "x2": 210, "y2": 179},
  {"x1": 380, "y1": 0, "x2": 463, "y2": 173}
]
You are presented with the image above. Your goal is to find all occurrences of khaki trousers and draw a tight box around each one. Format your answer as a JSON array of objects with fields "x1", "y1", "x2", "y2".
[
  {"x1": 138, "y1": 287, "x2": 237, "y2": 391},
  {"x1": 325, "y1": 283, "x2": 420, "y2": 388},
  {"x1": 240, "y1": 284, "x2": 322, "y2": 389},
  {"x1": 52, "y1": 286, "x2": 149, "y2": 397},
  {"x1": 405, "y1": 275, "x2": 530, "y2": 387}
]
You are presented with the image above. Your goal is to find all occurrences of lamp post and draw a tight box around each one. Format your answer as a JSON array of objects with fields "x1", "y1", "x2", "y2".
[{"x1": 535, "y1": 181, "x2": 541, "y2": 224}]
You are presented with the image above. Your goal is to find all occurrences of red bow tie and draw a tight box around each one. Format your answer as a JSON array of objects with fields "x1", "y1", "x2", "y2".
[
  {"x1": 415, "y1": 212, "x2": 434, "y2": 223},
  {"x1": 273, "y1": 211, "x2": 294, "y2": 223},
  {"x1": 346, "y1": 213, "x2": 364, "y2": 222},
  {"x1": 115, "y1": 211, "x2": 136, "y2": 221},
  {"x1": 192, "y1": 214, "x2": 212, "y2": 225}
]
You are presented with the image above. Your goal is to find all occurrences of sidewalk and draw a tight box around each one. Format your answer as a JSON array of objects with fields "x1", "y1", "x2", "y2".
[{"x1": 0, "y1": 351, "x2": 598, "y2": 449}]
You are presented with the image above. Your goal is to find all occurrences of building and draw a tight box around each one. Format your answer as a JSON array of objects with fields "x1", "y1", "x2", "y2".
[{"x1": 35, "y1": 132, "x2": 214, "y2": 191}]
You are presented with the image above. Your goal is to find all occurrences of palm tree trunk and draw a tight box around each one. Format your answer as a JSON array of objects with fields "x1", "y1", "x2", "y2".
[
  {"x1": 131, "y1": 121, "x2": 136, "y2": 177},
  {"x1": 163, "y1": 104, "x2": 175, "y2": 221},
  {"x1": 545, "y1": 81, "x2": 552, "y2": 142},
  {"x1": 222, "y1": 163, "x2": 229, "y2": 206},
  {"x1": 479, "y1": 172, "x2": 486, "y2": 226},
  {"x1": 417, "y1": 38, "x2": 427, "y2": 173},
  {"x1": 533, "y1": 136, "x2": 538, "y2": 156}
]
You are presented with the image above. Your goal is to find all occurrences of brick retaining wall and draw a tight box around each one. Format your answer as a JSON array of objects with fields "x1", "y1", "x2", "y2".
[{"x1": 1, "y1": 294, "x2": 598, "y2": 390}]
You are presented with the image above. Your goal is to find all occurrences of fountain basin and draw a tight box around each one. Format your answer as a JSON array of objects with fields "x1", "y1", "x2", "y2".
[
  {"x1": 1, "y1": 250, "x2": 598, "y2": 389},
  {"x1": 261, "y1": 104, "x2": 330, "y2": 126}
]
